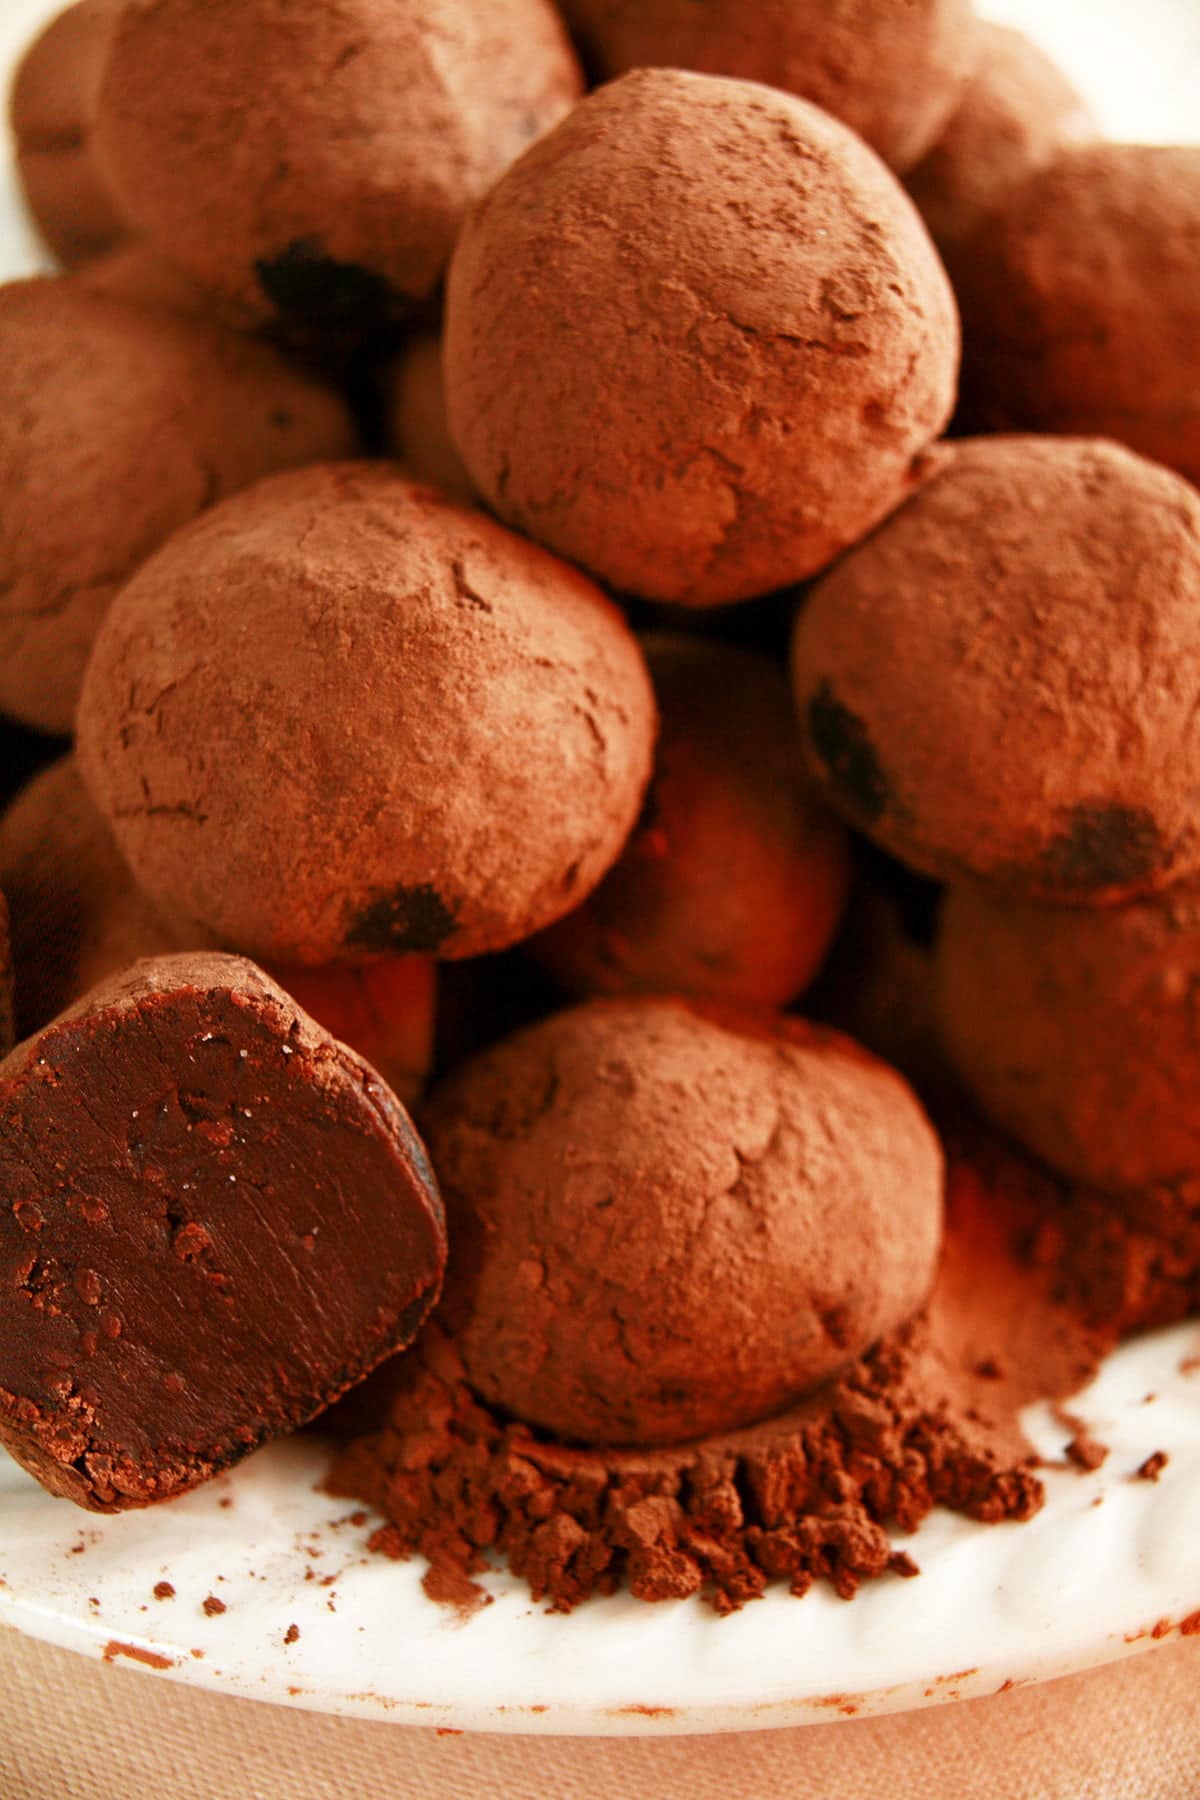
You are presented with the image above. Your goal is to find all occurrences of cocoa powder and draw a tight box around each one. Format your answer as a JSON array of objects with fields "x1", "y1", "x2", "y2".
[{"x1": 327, "y1": 1118, "x2": 1196, "y2": 1614}]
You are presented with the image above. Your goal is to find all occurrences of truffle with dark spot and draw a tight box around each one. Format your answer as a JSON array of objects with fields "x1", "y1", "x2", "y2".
[
  {"x1": 938, "y1": 878, "x2": 1200, "y2": 1194},
  {"x1": 532, "y1": 637, "x2": 850, "y2": 1008},
  {"x1": 93, "y1": 0, "x2": 582, "y2": 333},
  {"x1": 0, "y1": 757, "x2": 438, "y2": 1105},
  {"x1": 905, "y1": 22, "x2": 1097, "y2": 255},
  {"x1": 385, "y1": 334, "x2": 476, "y2": 505},
  {"x1": 956, "y1": 144, "x2": 1200, "y2": 486},
  {"x1": 444, "y1": 69, "x2": 960, "y2": 606},
  {"x1": 77, "y1": 464, "x2": 657, "y2": 964},
  {"x1": 0, "y1": 278, "x2": 357, "y2": 733},
  {"x1": 10, "y1": 0, "x2": 128, "y2": 267},
  {"x1": 425, "y1": 997, "x2": 944, "y2": 1447},
  {"x1": 0, "y1": 952, "x2": 446, "y2": 1511},
  {"x1": 557, "y1": 0, "x2": 975, "y2": 172},
  {"x1": 792, "y1": 437, "x2": 1200, "y2": 902}
]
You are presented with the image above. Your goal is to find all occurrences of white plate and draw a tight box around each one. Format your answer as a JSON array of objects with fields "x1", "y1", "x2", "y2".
[
  {"x1": 1, "y1": 1322, "x2": 1199, "y2": 1736},
  {"x1": 3, "y1": 0, "x2": 1200, "y2": 1741}
]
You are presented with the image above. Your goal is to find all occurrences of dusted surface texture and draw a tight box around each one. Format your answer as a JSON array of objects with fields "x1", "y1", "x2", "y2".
[
  {"x1": 557, "y1": 0, "x2": 975, "y2": 172},
  {"x1": 445, "y1": 69, "x2": 959, "y2": 606},
  {"x1": 0, "y1": 278, "x2": 356, "y2": 732},
  {"x1": 77, "y1": 463, "x2": 656, "y2": 965},
  {"x1": 792, "y1": 436, "x2": 1200, "y2": 900},
  {"x1": 423, "y1": 998, "x2": 943, "y2": 1446},
  {"x1": 93, "y1": 0, "x2": 582, "y2": 331},
  {"x1": 0, "y1": 952, "x2": 446, "y2": 1510}
]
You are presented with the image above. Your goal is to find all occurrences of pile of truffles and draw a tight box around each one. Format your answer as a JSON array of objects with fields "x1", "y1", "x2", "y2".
[{"x1": 1, "y1": 0, "x2": 1198, "y2": 1615}]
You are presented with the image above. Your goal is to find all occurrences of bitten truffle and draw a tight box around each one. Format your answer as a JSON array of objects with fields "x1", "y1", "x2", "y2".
[
  {"x1": 444, "y1": 69, "x2": 960, "y2": 606},
  {"x1": 956, "y1": 144, "x2": 1200, "y2": 486},
  {"x1": 425, "y1": 998, "x2": 944, "y2": 1446},
  {"x1": 0, "y1": 279, "x2": 356, "y2": 733},
  {"x1": 792, "y1": 437, "x2": 1200, "y2": 902},
  {"x1": 905, "y1": 22, "x2": 1097, "y2": 254},
  {"x1": 77, "y1": 464, "x2": 657, "y2": 964},
  {"x1": 0, "y1": 952, "x2": 447, "y2": 1511},
  {"x1": 558, "y1": 0, "x2": 975, "y2": 172},
  {"x1": 93, "y1": 0, "x2": 582, "y2": 335},
  {"x1": 532, "y1": 636, "x2": 850, "y2": 1008},
  {"x1": 0, "y1": 757, "x2": 437, "y2": 1105},
  {"x1": 938, "y1": 880, "x2": 1200, "y2": 1194},
  {"x1": 385, "y1": 333, "x2": 475, "y2": 505},
  {"x1": 10, "y1": 0, "x2": 127, "y2": 267}
]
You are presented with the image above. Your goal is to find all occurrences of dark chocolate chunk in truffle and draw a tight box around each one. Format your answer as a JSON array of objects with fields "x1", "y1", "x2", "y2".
[
  {"x1": 255, "y1": 241, "x2": 398, "y2": 338},
  {"x1": 0, "y1": 952, "x2": 446, "y2": 1512},
  {"x1": 806, "y1": 682, "x2": 893, "y2": 826},
  {"x1": 347, "y1": 885, "x2": 458, "y2": 957}
]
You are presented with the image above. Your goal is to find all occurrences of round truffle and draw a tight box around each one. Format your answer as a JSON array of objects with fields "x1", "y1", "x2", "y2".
[
  {"x1": 558, "y1": 0, "x2": 975, "y2": 172},
  {"x1": 93, "y1": 0, "x2": 582, "y2": 335},
  {"x1": 10, "y1": 0, "x2": 127, "y2": 267},
  {"x1": 0, "y1": 278, "x2": 356, "y2": 734},
  {"x1": 0, "y1": 951, "x2": 447, "y2": 1510},
  {"x1": 906, "y1": 22, "x2": 1097, "y2": 253},
  {"x1": 792, "y1": 436, "x2": 1200, "y2": 902},
  {"x1": 938, "y1": 879, "x2": 1200, "y2": 1194},
  {"x1": 425, "y1": 998, "x2": 944, "y2": 1447},
  {"x1": 0, "y1": 757, "x2": 437, "y2": 1103},
  {"x1": 444, "y1": 69, "x2": 960, "y2": 607},
  {"x1": 77, "y1": 464, "x2": 657, "y2": 965},
  {"x1": 956, "y1": 144, "x2": 1200, "y2": 487},
  {"x1": 385, "y1": 333, "x2": 475, "y2": 505},
  {"x1": 532, "y1": 636, "x2": 850, "y2": 1008}
]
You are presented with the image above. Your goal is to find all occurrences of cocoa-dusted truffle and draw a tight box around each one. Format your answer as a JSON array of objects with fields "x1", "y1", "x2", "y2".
[
  {"x1": 792, "y1": 437, "x2": 1200, "y2": 902},
  {"x1": 0, "y1": 758, "x2": 437, "y2": 1104},
  {"x1": 938, "y1": 880, "x2": 1200, "y2": 1194},
  {"x1": 10, "y1": 0, "x2": 127, "y2": 267},
  {"x1": 425, "y1": 998, "x2": 943, "y2": 1447},
  {"x1": 444, "y1": 69, "x2": 960, "y2": 607},
  {"x1": 956, "y1": 145, "x2": 1200, "y2": 486},
  {"x1": 385, "y1": 333, "x2": 475, "y2": 505},
  {"x1": 558, "y1": 0, "x2": 975, "y2": 172},
  {"x1": 93, "y1": 0, "x2": 582, "y2": 335},
  {"x1": 0, "y1": 279, "x2": 356, "y2": 733},
  {"x1": 906, "y1": 23, "x2": 1097, "y2": 254},
  {"x1": 532, "y1": 636, "x2": 850, "y2": 1008},
  {"x1": 78, "y1": 464, "x2": 657, "y2": 964},
  {"x1": 0, "y1": 952, "x2": 446, "y2": 1511}
]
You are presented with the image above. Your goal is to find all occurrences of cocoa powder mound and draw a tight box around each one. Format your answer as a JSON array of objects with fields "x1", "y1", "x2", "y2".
[{"x1": 326, "y1": 1122, "x2": 1194, "y2": 1615}]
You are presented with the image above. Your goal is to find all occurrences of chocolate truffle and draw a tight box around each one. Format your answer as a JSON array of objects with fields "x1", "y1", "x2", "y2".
[
  {"x1": 425, "y1": 998, "x2": 944, "y2": 1447},
  {"x1": 558, "y1": 0, "x2": 975, "y2": 172},
  {"x1": 956, "y1": 145, "x2": 1200, "y2": 486},
  {"x1": 532, "y1": 636, "x2": 850, "y2": 1008},
  {"x1": 906, "y1": 23, "x2": 1097, "y2": 254},
  {"x1": 10, "y1": 0, "x2": 127, "y2": 267},
  {"x1": 444, "y1": 69, "x2": 960, "y2": 606},
  {"x1": 0, "y1": 951, "x2": 447, "y2": 1510},
  {"x1": 938, "y1": 879, "x2": 1200, "y2": 1194},
  {"x1": 0, "y1": 891, "x2": 12, "y2": 1057},
  {"x1": 77, "y1": 464, "x2": 657, "y2": 964},
  {"x1": 386, "y1": 333, "x2": 475, "y2": 506},
  {"x1": 93, "y1": 0, "x2": 582, "y2": 335},
  {"x1": 792, "y1": 436, "x2": 1200, "y2": 902},
  {"x1": 0, "y1": 758, "x2": 437, "y2": 1104},
  {"x1": 0, "y1": 279, "x2": 356, "y2": 734}
]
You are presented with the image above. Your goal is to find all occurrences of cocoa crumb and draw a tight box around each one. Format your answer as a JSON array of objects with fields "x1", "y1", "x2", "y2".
[
  {"x1": 283, "y1": 1624, "x2": 300, "y2": 1645},
  {"x1": 202, "y1": 1595, "x2": 226, "y2": 1617},
  {"x1": 1065, "y1": 1435, "x2": 1108, "y2": 1472},
  {"x1": 1135, "y1": 1452, "x2": 1169, "y2": 1483},
  {"x1": 152, "y1": 1581, "x2": 175, "y2": 1601}
]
